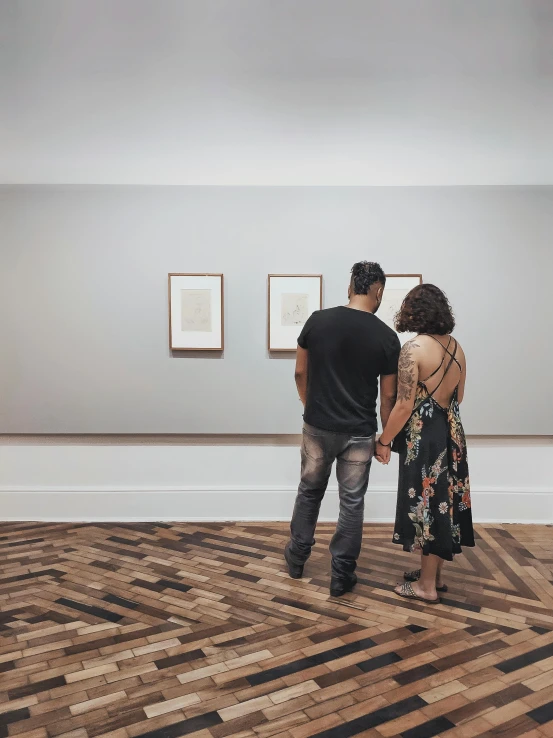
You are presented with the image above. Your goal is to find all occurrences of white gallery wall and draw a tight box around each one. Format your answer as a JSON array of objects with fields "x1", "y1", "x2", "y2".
[
  {"x1": 1, "y1": 0, "x2": 552, "y2": 522},
  {"x1": 1, "y1": 437, "x2": 553, "y2": 523}
]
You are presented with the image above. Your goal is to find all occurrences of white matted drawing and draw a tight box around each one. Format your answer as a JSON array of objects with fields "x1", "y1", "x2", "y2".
[
  {"x1": 181, "y1": 289, "x2": 212, "y2": 332},
  {"x1": 381, "y1": 274, "x2": 422, "y2": 343},
  {"x1": 268, "y1": 275, "x2": 322, "y2": 351},
  {"x1": 281, "y1": 293, "x2": 309, "y2": 327},
  {"x1": 169, "y1": 274, "x2": 223, "y2": 351}
]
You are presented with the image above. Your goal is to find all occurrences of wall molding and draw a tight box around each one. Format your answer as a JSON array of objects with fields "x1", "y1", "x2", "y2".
[
  {"x1": 1, "y1": 485, "x2": 551, "y2": 524},
  {"x1": 2, "y1": 435, "x2": 552, "y2": 446}
]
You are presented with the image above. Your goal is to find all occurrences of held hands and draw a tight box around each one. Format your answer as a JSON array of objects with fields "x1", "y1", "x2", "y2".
[{"x1": 375, "y1": 438, "x2": 391, "y2": 465}]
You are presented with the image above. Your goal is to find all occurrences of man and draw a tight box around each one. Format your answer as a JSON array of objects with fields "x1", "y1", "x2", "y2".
[{"x1": 284, "y1": 261, "x2": 400, "y2": 597}]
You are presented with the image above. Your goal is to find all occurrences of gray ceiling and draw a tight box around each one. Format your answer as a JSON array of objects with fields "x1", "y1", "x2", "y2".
[{"x1": 2, "y1": 0, "x2": 552, "y2": 183}]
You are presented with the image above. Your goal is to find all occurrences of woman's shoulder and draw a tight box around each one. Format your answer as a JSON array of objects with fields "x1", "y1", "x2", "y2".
[
  {"x1": 408, "y1": 334, "x2": 465, "y2": 361},
  {"x1": 449, "y1": 335, "x2": 465, "y2": 361}
]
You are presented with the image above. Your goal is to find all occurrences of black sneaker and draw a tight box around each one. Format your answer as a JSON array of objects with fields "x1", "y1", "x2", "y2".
[
  {"x1": 330, "y1": 573, "x2": 358, "y2": 597},
  {"x1": 284, "y1": 546, "x2": 304, "y2": 580}
]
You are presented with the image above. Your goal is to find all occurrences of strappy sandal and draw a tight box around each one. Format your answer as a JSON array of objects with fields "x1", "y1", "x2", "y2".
[
  {"x1": 404, "y1": 568, "x2": 448, "y2": 593},
  {"x1": 395, "y1": 581, "x2": 441, "y2": 605}
]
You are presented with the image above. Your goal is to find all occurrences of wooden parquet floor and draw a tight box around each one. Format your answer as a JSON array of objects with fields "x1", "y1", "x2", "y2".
[{"x1": 1, "y1": 522, "x2": 553, "y2": 738}]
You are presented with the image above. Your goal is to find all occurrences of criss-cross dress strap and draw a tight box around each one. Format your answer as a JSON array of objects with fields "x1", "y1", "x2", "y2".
[
  {"x1": 423, "y1": 338, "x2": 460, "y2": 402},
  {"x1": 424, "y1": 335, "x2": 462, "y2": 377},
  {"x1": 421, "y1": 336, "x2": 453, "y2": 384}
]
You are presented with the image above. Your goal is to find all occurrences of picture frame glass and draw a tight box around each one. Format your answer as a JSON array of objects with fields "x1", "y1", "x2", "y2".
[
  {"x1": 268, "y1": 275, "x2": 322, "y2": 351},
  {"x1": 381, "y1": 275, "x2": 422, "y2": 344},
  {"x1": 169, "y1": 274, "x2": 223, "y2": 350}
]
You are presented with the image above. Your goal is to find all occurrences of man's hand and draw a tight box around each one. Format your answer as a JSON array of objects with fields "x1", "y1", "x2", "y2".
[{"x1": 375, "y1": 439, "x2": 391, "y2": 465}]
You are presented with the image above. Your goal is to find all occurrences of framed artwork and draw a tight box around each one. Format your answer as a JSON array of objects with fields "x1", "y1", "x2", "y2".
[
  {"x1": 268, "y1": 274, "x2": 323, "y2": 351},
  {"x1": 168, "y1": 273, "x2": 224, "y2": 351},
  {"x1": 381, "y1": 274, "x2": 423, "y2": 343}
]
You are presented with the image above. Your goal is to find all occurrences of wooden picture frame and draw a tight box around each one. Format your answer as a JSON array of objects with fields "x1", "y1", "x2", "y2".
[
  {"x1": 386, "y1": 274, "x2": 423, "y2": 280},
  {"x1": 268, "y1": 274, "x2": 323, "y2": 352},
  {"x1": 168, "y1": 273, "x2": 224, "y2": 351}
]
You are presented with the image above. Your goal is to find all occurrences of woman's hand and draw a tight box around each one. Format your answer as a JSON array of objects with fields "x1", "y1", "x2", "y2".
[{"x1": 376, "y1": 439, "x2": 391, "y2": 464}]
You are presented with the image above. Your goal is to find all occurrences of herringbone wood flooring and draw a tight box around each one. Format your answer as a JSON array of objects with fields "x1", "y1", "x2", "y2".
[{"x1": 1, "y1": 522, "x2": 552, "y2": 738}]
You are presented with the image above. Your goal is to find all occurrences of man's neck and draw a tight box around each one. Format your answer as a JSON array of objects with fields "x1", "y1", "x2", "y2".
[{"x1": 347, "y1": 295, "x2": 376, "y2": 313}]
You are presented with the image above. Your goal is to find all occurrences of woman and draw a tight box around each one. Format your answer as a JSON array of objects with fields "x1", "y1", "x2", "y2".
[{"x1": 376, "y1": 284, "x2": 474, "y2": 604}]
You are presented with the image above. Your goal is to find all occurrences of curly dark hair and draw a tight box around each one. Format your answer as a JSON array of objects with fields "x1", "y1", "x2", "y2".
[
  {"x1": 395, "y1": 284, "x2": 455, "y2": 335},
  {"x1": 350, "y1": 261, "x2": 386, "y2": 295}
]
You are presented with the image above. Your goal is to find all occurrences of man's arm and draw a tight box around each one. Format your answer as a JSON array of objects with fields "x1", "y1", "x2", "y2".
[
  {"x1": 379, "y1": 373, "x2": 397, "y2": 429},
  {"x1": 295, "y1": 346, "x2": 309, "y2": 407}
]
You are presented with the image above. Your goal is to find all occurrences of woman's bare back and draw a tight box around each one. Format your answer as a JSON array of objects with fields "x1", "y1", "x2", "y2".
[{"x1": 413, "y1": 334, "x2": 466, "y2": 408}]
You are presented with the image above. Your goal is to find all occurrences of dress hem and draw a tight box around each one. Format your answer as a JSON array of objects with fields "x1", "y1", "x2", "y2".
[{"x1": 392, "y1": 536, "x2": 475, "y2": 562}]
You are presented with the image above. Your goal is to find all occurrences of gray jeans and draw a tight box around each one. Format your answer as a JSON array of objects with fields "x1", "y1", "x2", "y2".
[{"x1": 287, "y1": 423, "x2": 376, "y2": 579}]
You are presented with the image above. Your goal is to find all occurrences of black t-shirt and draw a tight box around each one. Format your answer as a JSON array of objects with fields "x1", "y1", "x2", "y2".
[{"x1": 297, "y1": 306, "x2": 401, "y2": 436}]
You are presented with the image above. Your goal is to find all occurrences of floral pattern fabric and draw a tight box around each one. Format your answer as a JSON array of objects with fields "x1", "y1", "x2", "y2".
[{"x1": 393, "y1": 384, "x2": 475, "y2": 561}]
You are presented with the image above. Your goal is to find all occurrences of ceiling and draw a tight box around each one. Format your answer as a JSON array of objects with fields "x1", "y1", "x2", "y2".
[{"x1": 2, "y1": 0, "x2": 552, "y2": 184}]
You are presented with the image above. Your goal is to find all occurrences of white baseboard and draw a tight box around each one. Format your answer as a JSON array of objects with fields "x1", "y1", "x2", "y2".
[{"x1": 0, "y1": 486, "x2": 551, "y2": 524}]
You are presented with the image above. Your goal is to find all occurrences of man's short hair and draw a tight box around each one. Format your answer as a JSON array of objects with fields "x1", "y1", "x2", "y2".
[{"x1": 350, "y1": 262, "x2": 386, "y2": 295}]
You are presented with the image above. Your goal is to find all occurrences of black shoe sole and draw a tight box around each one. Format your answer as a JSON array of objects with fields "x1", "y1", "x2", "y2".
[
  {"x1": 330, "y1": 587, "x2": 353, "y2": 597},
  {"x1": 284, "y1": 550, "x2": 304, "y2": 580},
  {"x1": 330, "y1": 576, "x2": 357, "y2": 598}
]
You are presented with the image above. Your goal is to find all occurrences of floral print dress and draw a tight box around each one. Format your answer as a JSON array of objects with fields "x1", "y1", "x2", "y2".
[{"x1": 393, "y1": 338, "x2": 475, "y2": 561}]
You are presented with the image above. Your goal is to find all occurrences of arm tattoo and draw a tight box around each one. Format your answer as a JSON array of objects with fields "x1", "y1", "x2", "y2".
[{"x1": 397, "y1": 341, "x2": 419, "y2": 402}]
